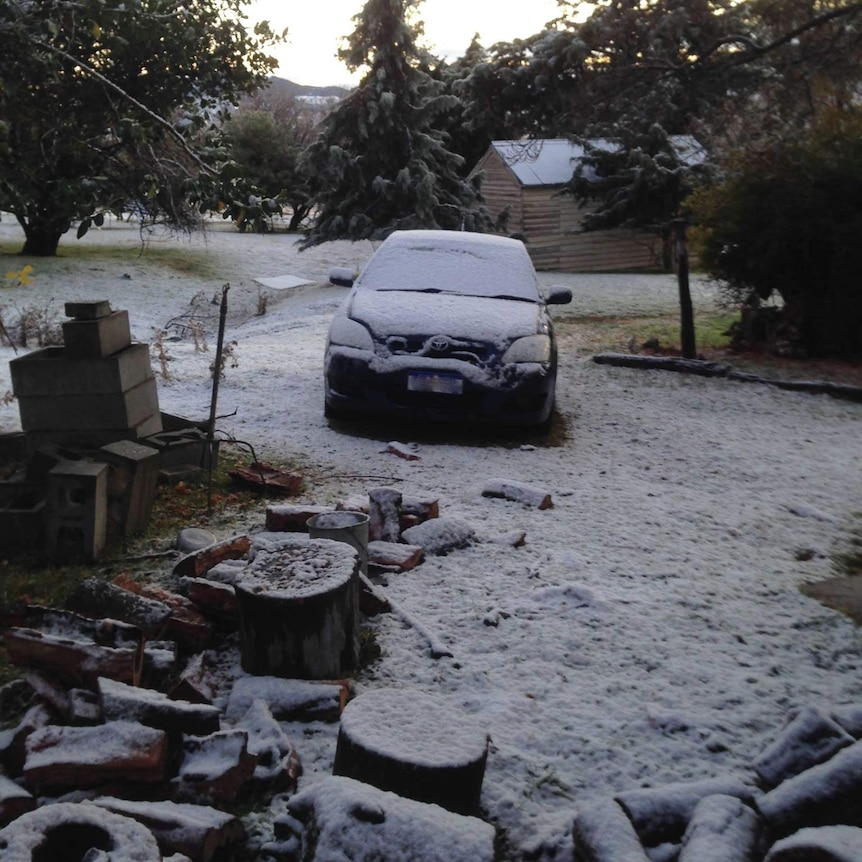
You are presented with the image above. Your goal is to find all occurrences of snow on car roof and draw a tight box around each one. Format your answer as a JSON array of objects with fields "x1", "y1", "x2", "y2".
[{"x1": 356, "y1": 230, "x2": 540, "y2": 302}]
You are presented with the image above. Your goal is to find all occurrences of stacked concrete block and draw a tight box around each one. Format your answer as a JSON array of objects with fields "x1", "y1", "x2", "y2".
[
  {"x1": 0, "y1": 482, "x2": 45, "y2": 552},
  {"x1": 46, "y1": 460, "x2": 108, "y2": 561},
  {"x1": 9, "y1": 301, "x2": 162, "y2": 451},
  {"x1": 99, "y1": 439, "x2": 160, "y2": 537}
]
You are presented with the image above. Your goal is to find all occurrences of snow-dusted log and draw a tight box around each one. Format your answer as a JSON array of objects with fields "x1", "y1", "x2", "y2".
[
  {"x1": 235, "y1": 537, "x2": 360, "y2": 679},
  {"x1": 4, "y1": 608, "x2": 144, "y2": 688},
  {"x1": 172, "y1": 729, "x2": 258, "y2": 803},
  {"x1": 333, "y1": 688, "x2": 489, "y2": 815},
  {"x1": 93, "y1": 796, "x2": 246, "y2": 862},
  {"x1": 753, "y1": 706, "x2": 854, "y2": 789},
  {"x1": 65, "y1": 576, "x2": 172, "y2": 638},
  {"x1": 591, "y1": 353, "x2": 862, "y2": 402},
  {"x1": 368, "y1": 487, "x2": 403, "y2": 542},
  {"x1": 225, "y1": 676, "x2": 348, "y2": 723},
  {"x1": 173, "y1": 534, "x2": 251, "y2": 578},
  {"x1": 0, "y1": 773, "x2": 35, "y2": 827},
  {"x1": 277, "y1": 775, "x2": 495, "y2": 862},
  {"x1": 481, "y1": 478, "x2": 553, "y2": 509},
  {"x1": 756, "y1": 740, "x2": 862, "y2": 840},
  {"x1": 592, "y1": 353, "x2": 730, "y2": 376},
  {"x1": 0, "y1": 801, "x2": 162, "y2": 862},
  {"x1": 99, "y1": 676, "x2": 221, "y2": 737},
  {"x1": 23, "y1": 720, "x2": 168, "y2": 793},
  {"x1": 615, "y1": 776, "x2": 758, "y2": 845},
  {"x1": 401, "y1": 517, "x2": 475, "y2": 555},
  {"x1": 367, "y1": 539, "x2": 424, "y2": 571},
  {"x1": 764, "y1": 825, "x2": 862, "y2": 862},
  {"x1": 677, "y1": 794, "x2": 761, "y2": 862},
  {"x1": 571, "y1": 797, "x2": 651, "y2": 862},
  {"x1": 832, "y1": 703, "x2": 862, "y2": 738}
]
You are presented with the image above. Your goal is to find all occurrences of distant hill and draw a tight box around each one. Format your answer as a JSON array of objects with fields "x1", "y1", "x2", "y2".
[{"x1": 263, "y1": 77, "x2": 351, "y2": 100}]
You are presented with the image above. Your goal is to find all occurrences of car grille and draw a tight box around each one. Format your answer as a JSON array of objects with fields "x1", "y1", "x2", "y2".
[{"x1": 384, "y1": 335, "x2": 492, "y2": 365}]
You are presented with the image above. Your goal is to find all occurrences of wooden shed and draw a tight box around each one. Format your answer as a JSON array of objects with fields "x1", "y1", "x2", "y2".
[{"x1": 470, "y1": 139, "x2": 696, "y2": 272}]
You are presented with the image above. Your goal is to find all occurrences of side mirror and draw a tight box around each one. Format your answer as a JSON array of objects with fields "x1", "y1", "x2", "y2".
[
  {"x1": 546, "y1": 286, "x2": 572, "y2": 305},
  {"x1": 329, "y1": 267, "x2": 355, "y2": 287}
]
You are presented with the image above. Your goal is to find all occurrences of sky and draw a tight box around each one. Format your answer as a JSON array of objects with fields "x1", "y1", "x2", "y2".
[{"x1": 246, "y1": 0, "x2": 565, "y2": 88}]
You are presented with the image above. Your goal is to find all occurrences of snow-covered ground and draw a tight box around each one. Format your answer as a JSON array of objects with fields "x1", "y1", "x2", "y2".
[{"x1": 1, "y1": 218, "x2": 861, "y2": 860}]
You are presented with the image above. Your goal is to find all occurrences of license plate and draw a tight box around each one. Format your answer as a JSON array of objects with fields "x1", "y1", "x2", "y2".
[{"x1": 407, "y1": 371, "x2": 463, "y2": 395}]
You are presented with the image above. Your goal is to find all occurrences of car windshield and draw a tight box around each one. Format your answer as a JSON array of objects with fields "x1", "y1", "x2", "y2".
[{"x1": 356, "y1": 232, "x2": 541, "y2": 303}]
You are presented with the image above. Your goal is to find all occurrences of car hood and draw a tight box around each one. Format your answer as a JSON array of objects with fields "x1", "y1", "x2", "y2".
[{"x1": 346, "y1": 289, "x2": 543, "y2": 343}]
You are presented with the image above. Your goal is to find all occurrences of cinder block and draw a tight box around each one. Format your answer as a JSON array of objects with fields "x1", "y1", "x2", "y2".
[
  {"x1": 18, "y1": 376, "x2": 160, "y2": 431},
  {"x1": 24, "y1": 412, "x2": 164, "y2": 454},
  {"x1": 64, "y1": 300, "x2": 112, "y2": 321},
  {"x1": 62, "y1": 310, "x2": 131, "y2": 358},
  {"x1": 46, "y1": 460, "x2": 108, "y2": 560},
  {"x1": 99, "y1": 440, "x2": 160, "y2": 536},
  {"x1": 146, "y1": 427, "x2": 218, "y2": 471},
  {"x1": 0, "y1": 482, "x2": 46, "y2": 551},
  {"x1": 10, "y1": 344, "x2": 154, "y2": 398}
]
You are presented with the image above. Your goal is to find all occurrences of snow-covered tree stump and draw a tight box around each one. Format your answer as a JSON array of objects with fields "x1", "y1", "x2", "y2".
[
  {"x1": 333, "y1": 688, "x2": 489, "y2": 815},
  {"x1": 235, "y1": 537, "x2": 360, "y2": 679}
]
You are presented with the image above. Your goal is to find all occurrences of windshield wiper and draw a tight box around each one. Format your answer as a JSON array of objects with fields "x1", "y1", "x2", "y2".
[{"x1": 487, "y1": 294, "x2": 538, "y2": 303}]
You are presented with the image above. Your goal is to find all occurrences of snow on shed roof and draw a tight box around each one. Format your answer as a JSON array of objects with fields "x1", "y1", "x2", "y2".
[{"x1": 489, "y1": 137, "x2": 706, "y2": 187}]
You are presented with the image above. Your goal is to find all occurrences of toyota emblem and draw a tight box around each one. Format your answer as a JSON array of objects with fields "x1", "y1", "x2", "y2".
[{"x1": 429, "y1": 336, "x2": 449, "y2": 352}]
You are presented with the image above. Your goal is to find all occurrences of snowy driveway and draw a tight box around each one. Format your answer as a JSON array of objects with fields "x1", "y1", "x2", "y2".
[{"x1": 1, "y1": 222, "x2": 861, "y2": 859}]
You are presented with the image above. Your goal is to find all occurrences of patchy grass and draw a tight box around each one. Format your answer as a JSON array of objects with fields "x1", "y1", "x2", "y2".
[
  {"x1": 834, "y1": 516, "x2": 862, "y2": 579},
  {"x1": 0, "y1": 235, "x2": 222, "y2": 281},
  {"x1": 556, "y1": 310, "x2": 738, "y2": 356}
]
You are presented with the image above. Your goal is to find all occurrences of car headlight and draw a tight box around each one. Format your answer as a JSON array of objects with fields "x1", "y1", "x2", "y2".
[
  {"x1": 502, "y1": 334, "x2": 552, "y2": 364},
  {"x1": 328, "y1": 316, "x2": 374, "y2": 351}
]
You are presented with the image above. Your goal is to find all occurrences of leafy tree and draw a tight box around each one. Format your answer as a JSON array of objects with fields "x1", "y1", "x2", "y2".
[
  {"x1": 223, "y1": 107, "x2": 314, "y2": 232},
  {"x1": 299, "y1": 0, "x2": 492, "y2": 247},
  {"x1": 689, "y1": 107, "x2": 862, "y2": 358},
  {"x1": 0, "y1": 0, "x2": 281, "y2": 256},
  {"x1": 458, "y1": 0, "x2": 862, "y2": 356}
]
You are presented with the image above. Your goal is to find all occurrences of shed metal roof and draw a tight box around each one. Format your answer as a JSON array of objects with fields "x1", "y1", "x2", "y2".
[{"x1": 489, "y1": 137, "x2": 706, "y2": 187}]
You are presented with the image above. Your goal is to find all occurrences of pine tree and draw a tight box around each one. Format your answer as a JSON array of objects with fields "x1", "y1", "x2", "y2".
[{"x1": 300, "y1": 0, "x2": 491, "y2": 247}]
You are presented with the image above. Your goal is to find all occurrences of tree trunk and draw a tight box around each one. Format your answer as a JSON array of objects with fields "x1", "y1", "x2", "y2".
[
  {"x1": 333, "y1": 688, "x2": 489, "y2": 816},
  {"x1": 673, "y1": 219, "x2": 697, "y2": 359},
  {"x1": 20, "y1": 219, "x2": 66, "y2": 257}
]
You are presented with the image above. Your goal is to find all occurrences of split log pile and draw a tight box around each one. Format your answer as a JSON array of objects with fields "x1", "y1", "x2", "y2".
[
  {"x1": 0, "y1": 483, "x2": 494, "y2": 859},
  {"x1": 572, "y1": 704, "x2": 862, "y2": 862},
  {"x1": 9, "y1": 481, "x2": 862, "y2": 860}
]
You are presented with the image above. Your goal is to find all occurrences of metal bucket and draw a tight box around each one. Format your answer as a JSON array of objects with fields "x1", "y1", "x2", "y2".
[{"x1": 307, "y1": 510, "x2": 369, "y2": 576}]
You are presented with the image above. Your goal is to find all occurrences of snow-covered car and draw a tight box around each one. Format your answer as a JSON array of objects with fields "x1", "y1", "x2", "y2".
[{"x1": 323, "y1": 230, "x2": 572, "y2": 428}]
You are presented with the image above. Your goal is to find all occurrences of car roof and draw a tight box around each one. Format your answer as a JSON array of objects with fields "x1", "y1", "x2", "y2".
[{"x1": 356, "y1": 230, "x2": 540, "y2": 302}]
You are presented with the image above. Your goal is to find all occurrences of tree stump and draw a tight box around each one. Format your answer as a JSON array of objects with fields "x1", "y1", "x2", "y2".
[
  {"x1": 235, "y1": 537, "x2": 360, "y2": 679},
  {"x1": 333, "y1": 688, "x2": 489, "y2": 815}
]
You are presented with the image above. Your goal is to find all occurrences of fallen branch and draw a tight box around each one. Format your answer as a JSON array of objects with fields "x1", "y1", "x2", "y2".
[
  {"x1": 592, "y1": 353, "x2": 862, "y2": 402},
  {"x1": 358, "y1": 573, "x2": 453, "y2": 660}
]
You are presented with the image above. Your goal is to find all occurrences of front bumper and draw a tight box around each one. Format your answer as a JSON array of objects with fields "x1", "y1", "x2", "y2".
[{"x1": 325, "y1": 349, "x2": 556, "y2": 426}]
